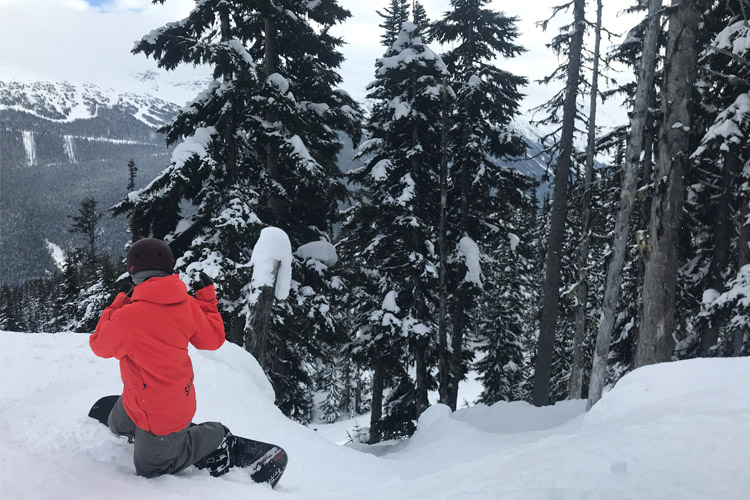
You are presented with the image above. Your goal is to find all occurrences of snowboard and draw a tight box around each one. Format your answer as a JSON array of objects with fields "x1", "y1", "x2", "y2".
[{"x1": 88, "y1": 395, "x2": 287, "y2": 487}]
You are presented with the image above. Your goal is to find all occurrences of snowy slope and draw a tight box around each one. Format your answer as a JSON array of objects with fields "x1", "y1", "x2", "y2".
[
  {"x1": 0, "y1": 79, "x2": 183, "y2": 127},
  {"x1": 1, "y1": 330, "x2": 749, "y2": 499}
]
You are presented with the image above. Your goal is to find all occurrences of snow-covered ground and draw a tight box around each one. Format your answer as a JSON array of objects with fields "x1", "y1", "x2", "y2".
[{"x1": 1, "y1": 331, "x2": 748, "y2": 500}]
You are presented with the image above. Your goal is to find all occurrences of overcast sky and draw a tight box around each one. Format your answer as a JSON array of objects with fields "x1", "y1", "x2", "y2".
[{"x1": 0, "y1": 0, "x2": 640, "y2": 125}]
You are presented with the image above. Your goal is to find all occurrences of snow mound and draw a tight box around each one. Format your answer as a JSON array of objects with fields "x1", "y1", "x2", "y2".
[
  {"x1": 295, "y1": 241, "x2": 338, "y2": 267},
  {"x1": 251, "y1": 227, "x2": 293, "y2": 301},
  {"x1": 585, "y1": 357, "x2": 750, "y2": 426},
  {"x1": 1, "y1": 331, "x2": 749, "y2": 500},
  {"x1": 0, "y1": 332, "x2": 390, "y2": 499}
]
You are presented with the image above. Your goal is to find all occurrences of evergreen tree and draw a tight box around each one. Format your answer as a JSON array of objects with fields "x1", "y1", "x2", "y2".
[
  {"x1": 127, "y1": 158, "x2": 137, "y2": 192},
  {"x1": 432, "y1": 0, "x2": 528, "y2": 410},
  {"x1": 475, "y1": 177, "x2": 538, "y2": 404},
  {"x1": 412, "y1": 1, "x2": 431, "y2": 44},
  {"x1": 683, "y1": 0, "x2": 750, "y2": 358},
  {"x1": 341, "y1": 22, "x2": 450, "y2": 441},
  {"x1": 46, "y1": 251, "x2": 82, "y2": 332},
  {"x1": 377, "y1": 0, "x2": 410, "y2": 48},
  {"x1": 69, "y1": 197, "x2": 103, "y2": 268},
  {"x1": 319, "y1": 355, "x2": 344, "y2": 424},
  {"x1": 704, "y1": 264, "x2": 750, "y2": 356},
  {"x1": 118, "y1": 0, "x2": 360, "y2": 422},
  {"x1": 0, "y1": 286, "x2": 11, "y2": 331}
]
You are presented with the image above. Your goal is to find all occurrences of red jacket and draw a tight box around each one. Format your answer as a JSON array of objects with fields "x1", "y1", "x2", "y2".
[{"x1": 90, "y1": 275, "x2": 225, "y2": 435}]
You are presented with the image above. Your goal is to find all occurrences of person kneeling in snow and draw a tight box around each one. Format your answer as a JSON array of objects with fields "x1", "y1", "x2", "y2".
[{"x1": 90, "y1": 238, "x2": 233, "y2": 478}]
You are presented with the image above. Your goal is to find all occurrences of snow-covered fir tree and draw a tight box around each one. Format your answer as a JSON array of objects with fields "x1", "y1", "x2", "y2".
[
  {"x1": 377, "y1": 0, "x2": 410, "y2": 48},
  {"x1": 116, "y1": 0, "x2": 360, "y2": 422},
  {"x1": 340, "y1": 22, "x2": 450, "y2": 441},
  {"x1": 318, "y1": 354, "x2": 344, "y2": 424},
  {"x1": 474, "y1": 179, "x2": 538, "y2": 404},
  {"x1": 684, "y1": 0, "x2": 750, "y2": 358},
  {"x1": 411, "y1": 1, "x2": 431, "y2": 44},
  {"x1": 432, "y1": 0, "x2": 528, "y2": 409}
]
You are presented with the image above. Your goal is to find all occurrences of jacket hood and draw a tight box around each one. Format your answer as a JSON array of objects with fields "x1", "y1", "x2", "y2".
[{"x1": 131, "y1": 274, "x2": 188, "y2": 305}]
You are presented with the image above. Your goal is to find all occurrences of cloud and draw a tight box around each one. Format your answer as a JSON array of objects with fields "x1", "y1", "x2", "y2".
[
  {"x1": 0, "y1": 0, "x2": 637, "y2": 126},
  {"x1": 0, "y1": 0, "x2": 195, "y2": 85},
  {"x1": 60, "y1": 0, "x2": 92, "y2": 11}
]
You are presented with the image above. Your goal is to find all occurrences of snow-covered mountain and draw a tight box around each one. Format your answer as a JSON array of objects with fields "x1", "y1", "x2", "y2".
[
  {"x1": 0, "y1": 78, "x2": 186, "y2": 284},
  {"x1": 1, "y1": 329, "x2": 748, "y2": 499},
  {"x1": 0, "y1": 79, "x2": 181, "y2": 127}
]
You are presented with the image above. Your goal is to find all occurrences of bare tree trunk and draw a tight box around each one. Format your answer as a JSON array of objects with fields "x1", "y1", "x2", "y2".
[
  {"x1": 569, "y1": 0, "x2": 603, "y2": 400},
  {"x1": 369, "y1": 362, "x2": 385, "y2": 444},
  {"x1": 637, "y1": 0, "x2": 703, "y2": 368},
  {"x1": 438, "y1": 79, "x2": 451, "y2": 406},
  {"x1": 587, "y1": 0, "x2": 664, "y2": 409},
  {"x1": 733, "y1": 154, "x2": 748, "y2": 356},
  {"x1": 230, "y1": 319, "x2": 245, "y2": 346},
  {"x1": 699, "y1": 153, "x2": 739, "y2": 355},
  {"x1": 414, "y1": 337, "x2": 429, "y2": 417},
  {"x1": 739, "y1": 177, "x2": 750, "y2": 269},
  {"x1": 247, "y1": 260, "x2": 281, "y2": 370},
  {"x1": 533, "y1": 0, "x2": 585, "y2": 407},
  {"x1": 449, "y1": 288, "x2": 466, "y2": 409}
]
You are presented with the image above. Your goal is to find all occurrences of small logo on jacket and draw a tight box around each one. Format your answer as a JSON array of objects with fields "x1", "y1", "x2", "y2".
[{"x1": 185, "y1": 376, "x2": 194, "y2": 396}]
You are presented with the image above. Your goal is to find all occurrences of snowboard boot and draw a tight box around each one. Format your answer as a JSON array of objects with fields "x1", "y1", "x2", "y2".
[{"x1": 194, "y1": 426, "x2": 235, "y2": 477}]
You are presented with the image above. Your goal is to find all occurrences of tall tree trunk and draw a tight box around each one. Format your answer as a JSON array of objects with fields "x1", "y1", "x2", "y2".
[
  {"x1": 409, "y1": 73, "x2": 429, "y2": 417},
  {"x1": 414, "y1": 337, "x2": 429, "y2": 416},
  {"x1": 447, "y1": 81, "x2": 475, "y2": 411},
  {"x1": 587, "y1": 0, "x2": 664, "y2": 409},
  {"x1": 699, "y1": 153, "x2": 739, "y2": 355},
  {"x1": 219, "y1": 8, "x2": 242, "y2": 347},
  {"x1": 733, "y1": 154, "x2": 748, "y2": 357},
  {"x1": 438, "y1": 79, "x2": 451, "y2": 405},
  {"x1": 369, "y1": 362, "x2": 385, "y2": 444},
  {"x1": 533, "y1": 0, "x2": 585, "y2": 407},
  {"x1": 569, "y1": 0, "x2": 603, "y2": 400},
  {"x1": 220, "y1": 7, "x2": 238, "y2": 181},
  {"x1": 637, "y1": 0, "x2": 703, "y2": 368},
  {"x1": 89, "y1": 229, "x2": 96, "y2": 268},
  {"x1": 264, "y1": 17, "x2": 282, "y2": 222},
  {"x1": 448, "y1": 288, "x2": 466, "y2": 409},
  {"x1": 739, "y1": 176, "x2": 749, "y2": 270}
]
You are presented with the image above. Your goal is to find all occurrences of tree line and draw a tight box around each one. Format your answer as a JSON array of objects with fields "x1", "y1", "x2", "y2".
[{"x1": 2, "y1": 0, "x2": 748, "y2": 443}]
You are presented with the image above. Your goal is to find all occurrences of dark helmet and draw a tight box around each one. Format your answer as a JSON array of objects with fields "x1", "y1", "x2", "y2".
[{"x1": 126, "y1": 238, "x2": 175, "y2": 274}]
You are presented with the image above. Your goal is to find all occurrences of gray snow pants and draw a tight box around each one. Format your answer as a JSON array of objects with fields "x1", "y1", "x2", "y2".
[{"x1": 108, "y1": 396, "x2": 226, "y2": 478}]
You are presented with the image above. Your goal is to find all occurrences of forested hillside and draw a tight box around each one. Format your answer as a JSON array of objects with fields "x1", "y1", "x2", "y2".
[{"x1": 0, "y1": 81, "x2": 180, "y2": 284}]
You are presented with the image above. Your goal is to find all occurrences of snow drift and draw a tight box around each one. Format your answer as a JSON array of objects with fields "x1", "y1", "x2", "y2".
[{"x1": 1, "y1": 330, "x2": 748, "y2": 500}]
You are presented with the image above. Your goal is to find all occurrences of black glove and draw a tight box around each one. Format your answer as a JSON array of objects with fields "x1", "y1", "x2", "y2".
[
  {"x1": 198, "y1": 271, "x2": 214, "y2": 289},
  {"x1": 120, "y1": 282, "x2": 134, "y2": 297}
]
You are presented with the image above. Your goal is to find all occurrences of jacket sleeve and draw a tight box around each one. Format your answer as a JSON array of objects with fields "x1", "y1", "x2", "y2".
[
  {"x1": 190, "y1": 285, "x2": 226, "y2": 350},
  {"x1": 89, "y1": 292, "x2": 131, "y2": 360}
]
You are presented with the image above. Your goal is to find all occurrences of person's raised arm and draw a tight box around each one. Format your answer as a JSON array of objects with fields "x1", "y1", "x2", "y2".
[
  {"x1": 190, "y1": 272, "x2": 226, "y2": 350},
  {"x1": 89, "y1": 287, "x2": 132, "y2": 359}
]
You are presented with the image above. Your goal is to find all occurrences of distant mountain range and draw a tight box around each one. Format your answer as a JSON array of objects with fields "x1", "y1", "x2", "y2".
[
  {"x1": 0, "y1": 79, "x2": 182, "y2": 285},
  {"x1": 0, "y1": 78, "x2": 554, "y2": 285}
]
